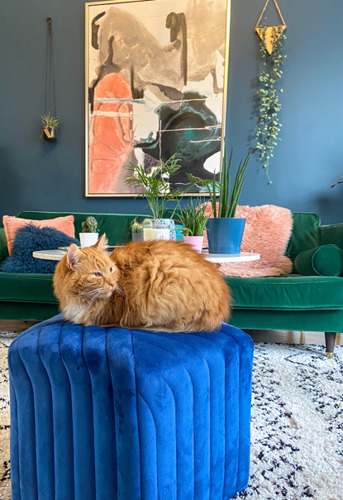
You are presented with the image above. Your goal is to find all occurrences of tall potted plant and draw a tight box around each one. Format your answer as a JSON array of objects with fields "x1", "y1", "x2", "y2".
[
  {"x1": 189, "y1": 147, "x2": 250, "y2": 254},
  {"x1": 126, "y1": 155, "x2": 182, "y2": 240},
  {"x1": 175, "y1": 198, "x2": 209, "y2": 252}
]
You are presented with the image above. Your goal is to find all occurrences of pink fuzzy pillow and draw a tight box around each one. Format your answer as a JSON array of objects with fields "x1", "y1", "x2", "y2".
[
  {"x1": 204, "y1": 204, "x2": 294, "y2": 277},
  {"x1": 3, "y1": 215, "x2": 75, "y2": 255}
]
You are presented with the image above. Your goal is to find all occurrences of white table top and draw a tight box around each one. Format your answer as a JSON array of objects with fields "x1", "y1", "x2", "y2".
[
  {"x1": 202, "y1": 251, "x2": 260, "y2": 263},
  {"x1": 33, "y1": 249, "x2": 67, "y2": 261},
  {"x1": 33, "y1": 248, "x2": 260, "y2": 263}
]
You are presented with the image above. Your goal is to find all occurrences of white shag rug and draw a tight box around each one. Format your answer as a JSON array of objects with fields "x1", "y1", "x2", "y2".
[
  {"x1": 0, "y1": 333, "x2": 342, "y2": 500},
  {"x1": 234, "y1": 343, "x2": 343, "y2": 500}
]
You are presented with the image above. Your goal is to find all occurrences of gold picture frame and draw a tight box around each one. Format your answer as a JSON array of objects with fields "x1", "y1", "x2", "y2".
[{"x1": 85, "y1": 0, "x2": 231, "y2": 196}]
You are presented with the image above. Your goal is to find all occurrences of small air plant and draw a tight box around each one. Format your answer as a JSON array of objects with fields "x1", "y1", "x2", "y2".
[{"x1": 41, "y1": 112, "x2": 59, "y2": 142}]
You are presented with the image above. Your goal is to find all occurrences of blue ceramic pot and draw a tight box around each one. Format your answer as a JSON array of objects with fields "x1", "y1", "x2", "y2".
[{"x1": 206, "y1": 217, "x2": 246, "y2": 254}]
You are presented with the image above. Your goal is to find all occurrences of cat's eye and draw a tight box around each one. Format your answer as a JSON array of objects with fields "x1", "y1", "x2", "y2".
[
  {"x1": 109, "y1": 267, "x2": 114, "y2": 273},
  {"x1": 93, "y1": 272, "x2": 102, "y2": 277}
]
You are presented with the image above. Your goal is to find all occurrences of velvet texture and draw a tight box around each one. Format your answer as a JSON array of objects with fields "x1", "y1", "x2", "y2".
[
  {"x1": 9, "y1": 315, "x2": 254, "y2": 500},
  {"x1": 294, "y1": 244, "x2": 343, "y2": 276}
]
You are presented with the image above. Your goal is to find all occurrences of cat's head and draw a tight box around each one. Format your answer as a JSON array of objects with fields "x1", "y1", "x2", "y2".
[{"x1": 58, "y1": 233, "x2": 119, "y2": 301}]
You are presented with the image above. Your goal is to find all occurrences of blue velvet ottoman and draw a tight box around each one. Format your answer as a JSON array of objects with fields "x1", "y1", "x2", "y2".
[{"x1": 8, "y1": 314, "x2": 254, "y2": 500}]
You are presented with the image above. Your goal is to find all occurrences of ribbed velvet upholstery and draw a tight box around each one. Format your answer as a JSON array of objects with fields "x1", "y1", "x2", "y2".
[{"x1": 9, "y1": 315, "x2": 254, "y2": 500}]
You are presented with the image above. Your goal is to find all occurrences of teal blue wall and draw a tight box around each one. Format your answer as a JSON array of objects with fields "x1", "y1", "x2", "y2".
[{"x1": 1, "y1": 0, "x2": 342, "y2": 223}]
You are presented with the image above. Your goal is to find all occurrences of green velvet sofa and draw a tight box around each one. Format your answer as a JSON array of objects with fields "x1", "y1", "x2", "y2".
[{"x1": 0, "y1": 210, "x2": 342, "y2": 356}]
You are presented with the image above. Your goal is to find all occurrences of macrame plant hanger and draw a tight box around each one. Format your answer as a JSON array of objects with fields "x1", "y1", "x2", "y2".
[
  {"x1": 255, "y1": 0, "x2": 286, "y2": 55},
  {"x1": 42, "y1": 17, "x2": 58, "y2": 141}
]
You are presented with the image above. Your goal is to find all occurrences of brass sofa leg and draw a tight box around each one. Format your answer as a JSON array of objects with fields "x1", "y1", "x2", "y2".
[
  {"x1": 325, "y1": 332, "x2": 337, "y2": 358},
  {"x1": 300, "y1": 331, "x2": 305, "y2": 344}
]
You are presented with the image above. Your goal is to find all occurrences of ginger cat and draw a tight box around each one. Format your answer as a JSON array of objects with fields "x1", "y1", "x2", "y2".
[{"x1": 53, "y1": 234, "x2": 231, "y2": 332}]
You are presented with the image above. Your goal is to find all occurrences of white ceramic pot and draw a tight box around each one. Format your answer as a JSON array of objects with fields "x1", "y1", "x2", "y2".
[
  {"x1": 183, "y1": 235, "x2": 204, "y2": 253},
  {"x1": 79, "y1": 232, "x2": 99, "y2": 248}
]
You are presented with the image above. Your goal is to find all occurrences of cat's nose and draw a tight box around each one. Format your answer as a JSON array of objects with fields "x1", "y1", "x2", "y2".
[{"x1": 108, "y1": 282, "x2": 115, "y2": 288}]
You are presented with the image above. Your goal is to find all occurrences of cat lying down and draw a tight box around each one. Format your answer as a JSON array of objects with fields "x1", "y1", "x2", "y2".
[{"x1": 53, "y1": 234, "x2": 231, "y2": 332}]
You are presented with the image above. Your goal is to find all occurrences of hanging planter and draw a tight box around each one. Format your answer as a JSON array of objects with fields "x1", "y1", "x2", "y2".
[
  {"x1": 255, "y1": 0, "x2": 286, "y2": 55},
  {"x1": 255, "y1": 0, "x2": 287, "y2": 183},
  {"x1": 41, "y1": 17, "x2": 59, "y2": 142},
  {"x1": 41, "y1": 113, "x2": 59, "y2": 142}
]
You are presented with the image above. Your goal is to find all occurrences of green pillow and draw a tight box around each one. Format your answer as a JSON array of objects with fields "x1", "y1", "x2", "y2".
[{"x1": 294, "y1": 244, "x2": 343, "y2": 276}]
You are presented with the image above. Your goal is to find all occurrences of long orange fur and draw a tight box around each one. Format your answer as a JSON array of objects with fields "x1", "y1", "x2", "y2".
[{"x1": 53, "y1": 235, "x2": 231, "y2": 332}]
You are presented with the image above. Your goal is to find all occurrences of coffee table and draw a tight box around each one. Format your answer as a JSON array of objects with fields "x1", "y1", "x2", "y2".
[
  {"x1": 33, "y1": 248, "x2": 260, "y2": 263},
  {"x1": 202, "y1": 251, "x2": 260, "y2": 263}
]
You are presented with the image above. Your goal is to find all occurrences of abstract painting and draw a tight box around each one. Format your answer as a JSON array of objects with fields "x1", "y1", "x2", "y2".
[{"x1": 85, "y1": 0, "x2": 231, "y2": 196}]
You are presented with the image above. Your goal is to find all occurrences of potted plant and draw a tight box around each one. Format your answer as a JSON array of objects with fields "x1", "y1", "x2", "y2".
[
  {"x1": 79, "y1": 216, "x2": 99, "y2": 248},
  {"x1": 189, "y1": 146, "x2": 251, "y2": 254},
  {"x1": 41, "y1": 113, "x2": 59, "y2": 142},
  {"x1": 126, "y1": 154, "x2": 183, "y2": 241},
  {"x1": 130, "y1": 218, "x2": 144, "y2": 242},
  {"x1": 175, "y1": 198, "x2": 209, "y2": 252}
]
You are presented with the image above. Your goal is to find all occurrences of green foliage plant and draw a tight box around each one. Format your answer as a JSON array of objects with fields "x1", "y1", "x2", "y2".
[
  {"x1": 176, "y1": 198, "x2": 209, "y2": 236},
  {"x1": 256, "y1": 24, "x2": 286, "y2": 183},
  {"x1": 41, "y1": 112, "x2": 59, "y2": 128},
  {"x1": 126, "y1": 154, "x2": 183, "y2": 219},
  {"x1": 81, "y1": 216, "x2": 98, "y2": 233},
  {"x1": 188, "y1": 146, "x2": 251, "y2": 218}
]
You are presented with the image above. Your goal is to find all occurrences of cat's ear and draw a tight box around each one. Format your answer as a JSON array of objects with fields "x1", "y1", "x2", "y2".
[
  {"x1": 66, "y1": 244, "x2": 82, "y2": 270},
  {"x1": 94, "y1": 233, "x2": 107, "y2": 251}
]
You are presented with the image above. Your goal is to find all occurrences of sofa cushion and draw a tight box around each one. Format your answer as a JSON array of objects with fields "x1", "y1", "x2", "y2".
[
  {"x1": 0, "y1": 273, "x2": 56, "y2": 303},
  {"x1": 286, "y1": 212, "x2": 321, "y2": 262},
  {"x1": 226, "y1": 274, "x2": 343, "y2": 311},
  {"x1": 3, "y1": 214, "x2": 75, "y2": 254},
  {"x1": 0, "y1": 225, "x2": 79, "y2": 274},
  {"x1": 294, "y1": 244, "x2": 343, "y2": 277}
]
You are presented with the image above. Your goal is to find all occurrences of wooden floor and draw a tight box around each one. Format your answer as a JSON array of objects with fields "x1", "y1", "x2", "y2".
[{"x1": 0, "y1": 321, "x2": 342, "y2": 346}]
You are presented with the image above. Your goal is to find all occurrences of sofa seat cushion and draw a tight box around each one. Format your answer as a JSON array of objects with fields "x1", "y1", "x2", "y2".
[
  {"x1": 226, "y1": 274, "x2": 343, "y2": 311},
  {"x1": 0, "y1": 273, "x2": 56, "y2": 303}
]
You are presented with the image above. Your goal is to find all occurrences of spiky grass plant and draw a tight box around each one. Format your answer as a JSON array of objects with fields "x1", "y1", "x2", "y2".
[{"x1": 188, "y1": 147, "x2": 251, "y2": 218}]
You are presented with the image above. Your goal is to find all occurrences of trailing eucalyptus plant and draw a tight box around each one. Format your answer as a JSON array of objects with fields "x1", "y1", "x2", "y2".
[{"x1": 256, "y1": 24, "x2": 287, "y2": 183}]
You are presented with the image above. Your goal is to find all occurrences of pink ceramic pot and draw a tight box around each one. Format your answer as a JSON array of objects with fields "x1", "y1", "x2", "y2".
[{"x1": 183, "y1": 235, "x2": 204, "y2": 253}]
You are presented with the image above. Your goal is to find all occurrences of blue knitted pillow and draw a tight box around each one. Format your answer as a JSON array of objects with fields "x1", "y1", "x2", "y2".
[{"x1": 0, "y1": 224, "x2": 79, "y2": 274}]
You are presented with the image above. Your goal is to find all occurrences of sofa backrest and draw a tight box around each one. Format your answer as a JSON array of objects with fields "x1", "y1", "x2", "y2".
[
  {"x1": 286, "y1": 212, "x2": 321, "y2": 262},
  {"x1": 17, "y1": 211, "x2": 151, "y2": 246}
]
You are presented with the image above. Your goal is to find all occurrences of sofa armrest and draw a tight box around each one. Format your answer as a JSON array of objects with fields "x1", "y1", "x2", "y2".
[
  {"x1": 0, "y1": 228, "x2": 8, "y2": 262},
  {"x1": 319, "y1": 223, "x2": 343, "y2": 249}
]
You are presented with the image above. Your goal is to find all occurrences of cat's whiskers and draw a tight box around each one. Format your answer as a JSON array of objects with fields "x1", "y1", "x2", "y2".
[{"x1": 79, "y1": 288, "x2": 104, "y2": 304}]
